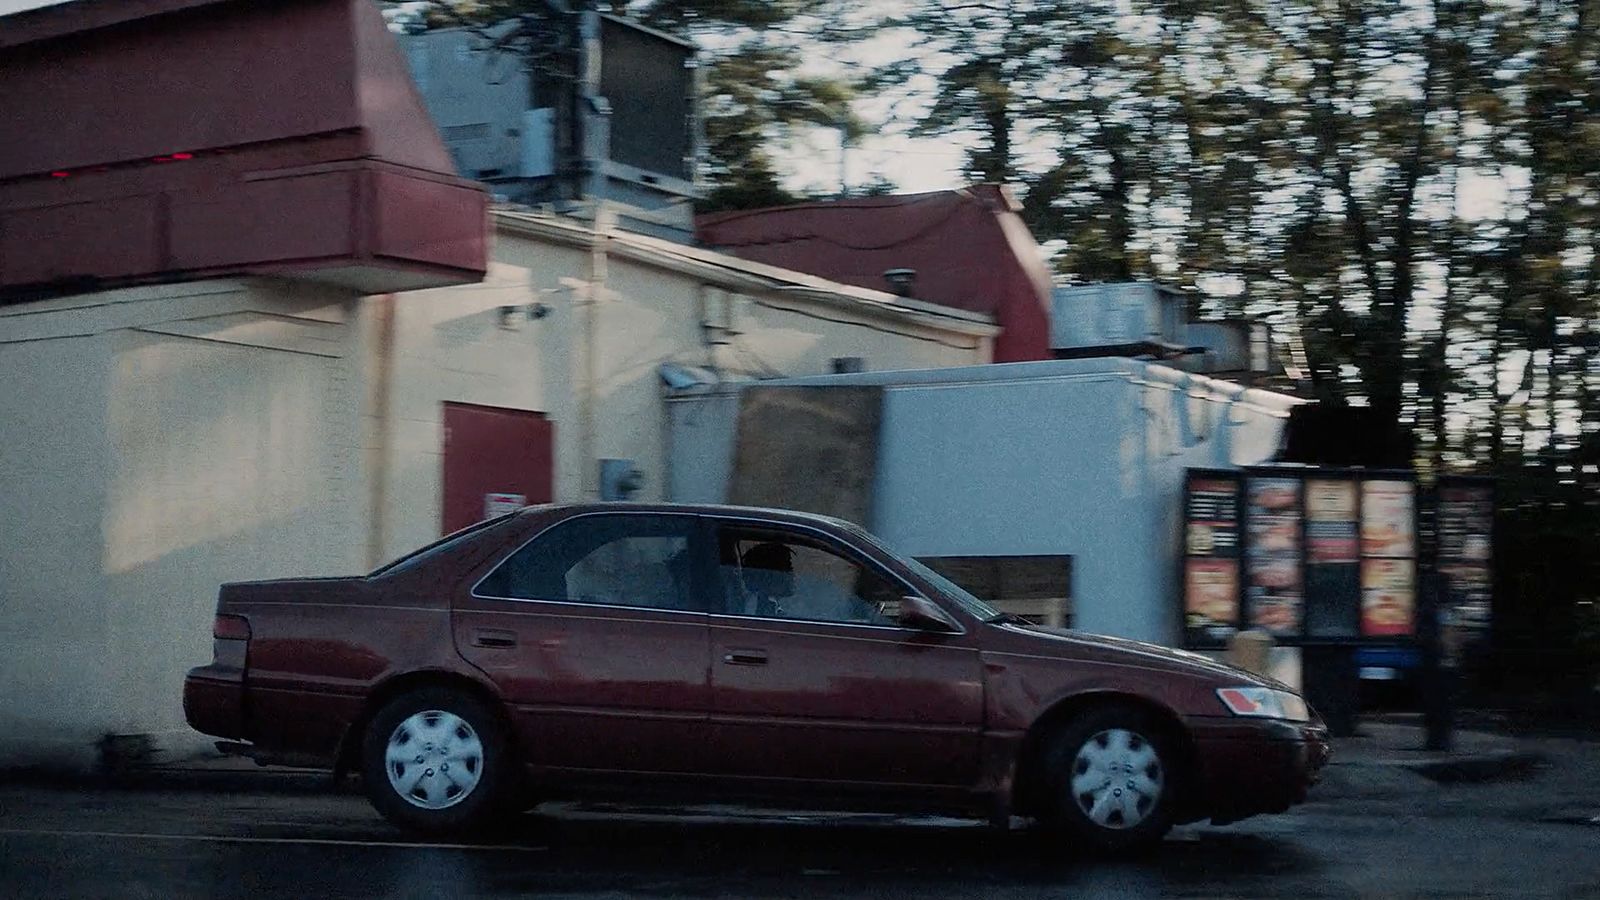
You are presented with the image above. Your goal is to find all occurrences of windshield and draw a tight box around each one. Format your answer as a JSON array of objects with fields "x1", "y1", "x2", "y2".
[{"x1": 836, "y1": 522, "x2": 1002, "y2": 621}]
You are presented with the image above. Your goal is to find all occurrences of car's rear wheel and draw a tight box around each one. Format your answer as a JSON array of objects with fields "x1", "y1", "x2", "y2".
[
  {"x1": 1040, "y1": 705, "x2": 1178, "y2": 853},
  {"x1": 360, "y1": 687, "x2": 512, "y2": 834}
]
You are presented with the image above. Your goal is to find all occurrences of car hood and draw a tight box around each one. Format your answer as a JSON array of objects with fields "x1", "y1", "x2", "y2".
[{"x1": 994, "y1": 622, "x2": 1287, "y2": 690}]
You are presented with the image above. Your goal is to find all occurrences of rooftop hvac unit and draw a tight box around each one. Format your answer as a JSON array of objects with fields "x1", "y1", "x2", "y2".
[{"x1": 1050, "y1": 282, "x2": 1189, "y2": 357}]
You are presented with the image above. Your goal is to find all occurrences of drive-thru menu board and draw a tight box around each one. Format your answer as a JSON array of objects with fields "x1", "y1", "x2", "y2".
[
  {"x1": 1181, "y1": 468, "x2": 1431, "y2": 648},
  {"x1": 1437, "y1": 478, "x2": 1494, "y2": 661},
  {"x1": 1183, "y1": 473, "x2": 1241, "y2": 647}
]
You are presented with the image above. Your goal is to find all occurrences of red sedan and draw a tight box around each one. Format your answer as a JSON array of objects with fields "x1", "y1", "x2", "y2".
[{"x1": 185, "y1": 503, "x2": 1327, "y2": 851}]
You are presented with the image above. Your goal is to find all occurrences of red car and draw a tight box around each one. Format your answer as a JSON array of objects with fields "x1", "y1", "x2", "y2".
[{"x1": 185, "y1": 503, "x2": 1327, "y2": 851}]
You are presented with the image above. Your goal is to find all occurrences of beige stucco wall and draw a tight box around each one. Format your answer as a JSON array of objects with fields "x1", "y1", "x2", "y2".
[
  {"x1": 367, "y1": 217, "x2": 992, "y2": 563},
  {"x1": 361, "y1": 259, "x2": 560, "y2": 567},
  {"x1": 0, "y1": 279, "x2": 366, "y2": 765},
  {"x1": 0, "y1": 217, "x2": 992, "y2": 766}
]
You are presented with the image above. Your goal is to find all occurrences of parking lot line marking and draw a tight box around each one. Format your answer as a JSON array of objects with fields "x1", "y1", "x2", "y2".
[{"x1": 0, "y1": 827, "x2": 548, "y2": 852}]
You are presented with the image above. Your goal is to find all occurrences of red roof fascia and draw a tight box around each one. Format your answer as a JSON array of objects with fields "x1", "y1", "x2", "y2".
[
  {"x1": 0, "y1": 0, "x2": 485, "y2": 298},
  {"x1": 696, "y1": 186, "x2": 1052, "y2": 361}
]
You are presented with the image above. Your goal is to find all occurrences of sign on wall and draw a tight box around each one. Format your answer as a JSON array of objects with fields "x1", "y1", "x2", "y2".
[{"x1": 484, "y1": 492, "x2": 527, "y2": 520}]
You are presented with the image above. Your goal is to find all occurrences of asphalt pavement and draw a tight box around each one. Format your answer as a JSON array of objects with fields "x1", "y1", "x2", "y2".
[{"x1": 2, "y1": 726, "x2": 1598, "y2": 899}]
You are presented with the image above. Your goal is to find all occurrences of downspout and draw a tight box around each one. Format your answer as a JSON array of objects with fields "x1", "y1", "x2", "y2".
[
  {"x1": 581, "y1": 204, "x2": 613, "y2": 499},
  {"x1": 365, "y1": 293, "x2": 396, "y2": 569}
]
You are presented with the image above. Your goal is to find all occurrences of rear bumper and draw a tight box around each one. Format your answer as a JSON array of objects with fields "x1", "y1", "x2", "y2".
[
  {"x1": 183, "y1": 664, "x2": 245, "y2": 741},
  {"x1": 1184, "y1": 715, "x2": 1331, "y2": 825}
]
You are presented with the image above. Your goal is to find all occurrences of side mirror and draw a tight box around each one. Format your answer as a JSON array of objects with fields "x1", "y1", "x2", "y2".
[{"x1": 898, "y1": 594, "x2": 959, "y2": 632}]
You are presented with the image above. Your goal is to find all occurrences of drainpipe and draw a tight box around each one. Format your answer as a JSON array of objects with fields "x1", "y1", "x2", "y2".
[
  {"x1": 580, "y1": 204, "x2": 613, "y2": 499},
  {"x1": 365, "y1": 293, "x2": 396, "y2": 569}
]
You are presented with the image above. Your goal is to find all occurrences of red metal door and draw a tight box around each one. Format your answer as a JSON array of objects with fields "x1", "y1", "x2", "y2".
[{"x1": 441, "y1": 402, "x2": 554, "y2": 534}]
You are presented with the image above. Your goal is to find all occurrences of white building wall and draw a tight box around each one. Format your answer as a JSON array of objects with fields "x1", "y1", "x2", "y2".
[
  {"x1": 665, "y1": 359, "x2": 1299, "y2": 645},
  {"x1": 368, "y1": 224, "x2": 988, "y2": 562},
  {"x1": 872, "y1": 361, "x2": 1294, "y2": 643},
  {"x1": 0, "y1": 280, "x2": 366, "y2": 766},
  {"x1": 362, "y1": 260, "x2": 559, "y2": 566},
  {"x1": 0, "y1": 332, "x2": 116, "y2": 766},
  {"x1": 487, "y1": 222, "x2": 990, "y2": 507}
]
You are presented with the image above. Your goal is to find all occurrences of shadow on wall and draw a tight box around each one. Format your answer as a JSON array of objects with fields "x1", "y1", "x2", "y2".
[{"x1": 0, "y1": 330, "x2": 364, "y2": 772}]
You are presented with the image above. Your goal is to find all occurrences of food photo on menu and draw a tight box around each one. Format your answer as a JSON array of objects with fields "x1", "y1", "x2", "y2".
[
  {"x1": 1361, "y1": 480, "x2": 1416, "y2": 558},
  {"x1": 1361, "y1": 557, "x2": 1415, "y2": 636},
  {"x1": 1185, "y1": 558, "x2": 1239, "y2": 635},
  {"x1": 1251, "y1": 480, "x2": 1299, "y2": 513},
  {"x1": 1251, "y1": 595, "x2": 1301, "y2": 634}
]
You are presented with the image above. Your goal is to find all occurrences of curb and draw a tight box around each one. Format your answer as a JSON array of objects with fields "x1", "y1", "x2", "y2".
[{"x1": 0, "y1": 762, "x2": 344, "y2": 795}]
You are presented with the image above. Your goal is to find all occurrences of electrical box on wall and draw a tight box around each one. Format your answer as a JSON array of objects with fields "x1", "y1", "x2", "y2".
[{"x1": 600, "y1": 458, "x2": 645, "y2": 501}]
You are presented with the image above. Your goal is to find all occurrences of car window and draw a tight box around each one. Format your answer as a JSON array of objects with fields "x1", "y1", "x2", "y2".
[
  {"x1": 715, "y1": 526, "x2": 906, "y2": 627},
  {"x1": 370, "y1": 512, "x2": 517, "y2": 578},
  {"x1": 835, "y1": 522, "x2": 1003, "y2": 621},
  {"x1": 477, "y1": 514, "x2": 700, "y2": 612}
]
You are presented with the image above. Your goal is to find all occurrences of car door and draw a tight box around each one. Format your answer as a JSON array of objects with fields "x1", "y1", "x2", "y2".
[
  {"x1": 704, "y1": 517, "x2": 985, "y2": 788},
  {"x1": 452, "y1": 511, "x2": 712, "y2": 775}
]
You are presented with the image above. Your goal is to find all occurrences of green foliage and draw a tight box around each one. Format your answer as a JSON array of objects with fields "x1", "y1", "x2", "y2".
[{"x1": 868, "y1": 0, "x2": 1600, "y2": 694}]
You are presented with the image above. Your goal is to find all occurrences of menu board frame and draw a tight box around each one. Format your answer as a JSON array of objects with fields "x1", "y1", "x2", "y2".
[{"x1": 1180, "y1": 466, "x2": 1425, "y2": 649}]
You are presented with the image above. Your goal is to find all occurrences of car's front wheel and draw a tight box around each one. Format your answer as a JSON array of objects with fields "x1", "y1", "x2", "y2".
[
  {"x1": 360, "y1": 687, "x2": 512, "y2": 834},
  {"x1": 1041, "y1": 705, "x2": 1178, "y2": 853}
]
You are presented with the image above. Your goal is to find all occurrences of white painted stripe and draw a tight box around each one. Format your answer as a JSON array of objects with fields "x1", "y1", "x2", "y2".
[{"x1": 0, "y1": 827, "x2": 547, "y2": 853}]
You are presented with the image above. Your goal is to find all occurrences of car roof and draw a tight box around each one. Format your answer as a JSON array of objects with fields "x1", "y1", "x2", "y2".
[{"x1": 520, "y1": 501, "x2": 860, "y2": 531}]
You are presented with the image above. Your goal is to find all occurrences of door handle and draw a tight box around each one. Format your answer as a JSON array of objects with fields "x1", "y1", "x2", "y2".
[
  {"x1": 722, "y1": 649, "x2": 768, "y2": 666},
  {"x1": 471, "y1": 628, "x2": 517, "y2": 649}
]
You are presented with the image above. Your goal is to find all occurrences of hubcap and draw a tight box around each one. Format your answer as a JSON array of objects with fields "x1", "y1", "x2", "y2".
[
  {"x1": 385, "y1": 710, "x2": 484, "y2": 810},
  {"x1": 1070, "y1": 728, "x2": 1164, "y2": 830}
]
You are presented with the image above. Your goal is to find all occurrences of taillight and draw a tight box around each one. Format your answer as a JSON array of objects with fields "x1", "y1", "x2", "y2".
[{"x1": 213, "y1": 614, "x2": 251, "y2": 641}]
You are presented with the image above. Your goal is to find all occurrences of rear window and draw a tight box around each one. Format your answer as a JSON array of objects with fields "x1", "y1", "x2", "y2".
[
  {"x1": 369, "y1": 513, "x2": 516, "y2": 578},
  {"x1": 474, "y1": 513, "x2": 699, "y2": 611}
]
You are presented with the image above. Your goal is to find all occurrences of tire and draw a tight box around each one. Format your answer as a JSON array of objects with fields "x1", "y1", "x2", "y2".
[
  {"x1": 1039, "y1": 704, "x2": 1179, "y2": 853},
  {"x1": 360, "y1": 687, "x2": 513, "y2": 835}
]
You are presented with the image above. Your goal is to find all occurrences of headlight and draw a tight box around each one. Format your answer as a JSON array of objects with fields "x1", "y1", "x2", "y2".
[{"x1": 1216, "y1": 686, "x2": 1310, "y2": 722}]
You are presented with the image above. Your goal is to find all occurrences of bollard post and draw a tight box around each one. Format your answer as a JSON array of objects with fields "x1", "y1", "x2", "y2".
[{"x1": 1227, "y1": 629, "x2": 1276, "y2": 678}]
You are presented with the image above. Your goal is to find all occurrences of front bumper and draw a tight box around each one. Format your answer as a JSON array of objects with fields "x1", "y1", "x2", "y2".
[{"x1": 1184, "y1": 715, "x2": 1331, "y2": 825}]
